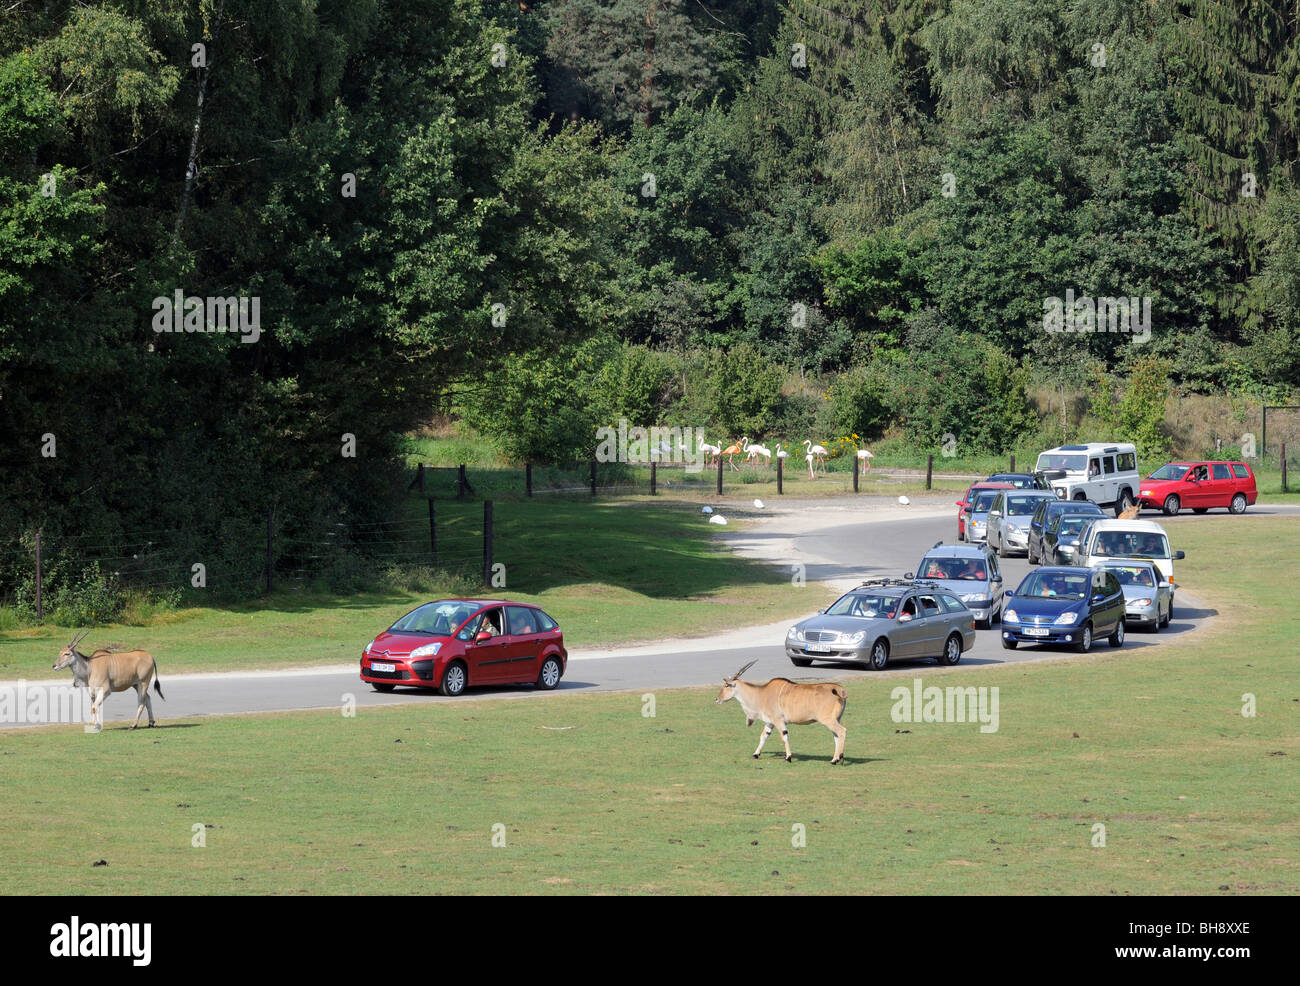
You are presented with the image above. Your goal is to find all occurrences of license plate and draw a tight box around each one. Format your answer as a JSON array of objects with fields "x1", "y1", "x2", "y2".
[
  {"x1": 806, "y1": 644, "x2": 832, "y2": 653},
  {"x1": 371, "y1": 662, "x2": 395, "y2": 672},
  {"x1": 1024, "y1": 628, "x2": 1050, "y2": 637}
]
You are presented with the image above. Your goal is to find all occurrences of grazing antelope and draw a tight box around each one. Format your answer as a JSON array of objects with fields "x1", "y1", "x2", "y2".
[
  {"x1": 1118, "y1": 502, "x2": 1140, "y2": 519},
  {"x1": 53, "y1": 631, "x2": 164, "y2": 730},
  {"x1": 715, "y1": 661, "x2": 847, "y2": 764}
]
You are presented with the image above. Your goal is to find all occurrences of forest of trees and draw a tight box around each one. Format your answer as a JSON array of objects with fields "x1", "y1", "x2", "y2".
[{"x1": 2, "y1": 1, "x2": 1298, "y2": 596}]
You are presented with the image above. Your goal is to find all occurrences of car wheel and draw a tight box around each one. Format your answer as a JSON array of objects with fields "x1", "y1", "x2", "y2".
[
  {"x1": 1150, "y1": 610, "x2": 1160, "y2": 633},
  {"x1": 1075, "y1": 623, "x2": 1093, "y2": 653},
  {"x1": 1002, "y1": 637, "x2": 1018, "y2": 650},
  {"x1": 1230, "y1": 493, "x2": 1248, "y2": 515},
  {"x1": 1115, "y1": 490, "x2": 1135, "y2": 516},
  {"x1": 371, "y1": 683, "x2": 395, "y2": 693},
  {"x1": 440, "y1": 660, "x2": 467, "y2": 697},
  {"x1": 1162, "y1": 494, "x2": 1181, "y2": 516},
  {"x1": 1073, "y1": 492, "x2": 1087, "y2": 501},
  {"x1": 790, "y1": 657, "x2": 813, "y2": 667},
  {"x1": 869, "y1": 639, "x2": 889, "y2": 671},
  {"x1": 997, "y1": 535, "x2": 1008, "y2": 558},
  {"x1": 1108, "y1": 619, "x2": 1125, "y2": 648},
  {"x1": 940, "y1": 633, "x2": 962, "y2": 666},
  {"x1": 536, "y1": 656, "x2": 562, "y2": 690},
  {"x1": 1164, "y1": 603, "x2": 1173, "y2": 626},
  {"x1": 1027, "y1": 543, "x2": 1038, "y2": 564}
]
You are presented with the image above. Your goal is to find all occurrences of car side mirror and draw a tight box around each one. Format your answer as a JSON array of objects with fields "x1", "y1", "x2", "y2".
[
  {"x1": 1174, "y1": 551, "x2": 1185, "y2": 560},
  {"x1": 992, "y1": 575, "x2": 1002, "y2": 583},
  {"x1": 474, "y1": 630, "x2": 492, "y2": 643},
  {"x1": 904, "y1": 572, "x2": 915, "y2": 580},
  {"x1": 1159, "y1": 581, "x2": 1171, "y2": 589},
  {"x1": 817, "y1": 609, "x2": 825, "y2": 615},
  {"x1": 1004, "y1": 590, "x2": 1014, "y2": 598},
  {"x1": 898, "y1": 613, "x2": 914, "y2": 623}
]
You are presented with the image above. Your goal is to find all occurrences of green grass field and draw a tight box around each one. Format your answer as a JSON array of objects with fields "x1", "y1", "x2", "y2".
[
  {"x1": 2, "y1": 517, "x2": 1296, "y2": 894},
  {"x1": 0, "y1": 499, "x2": 833, "y2": 680}
]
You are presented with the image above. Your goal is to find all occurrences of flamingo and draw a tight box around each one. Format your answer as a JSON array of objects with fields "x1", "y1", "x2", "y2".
[
  {"x1": 857, "y1": 448, "x2": 874, "y2": 476},
  {"x1": 744, "y1": 440, "x2": 772, "y2": 468},
  {"x1": 803, "y1": 439, "x2": 828, "y2": 475},
  {"x1": 721, "y1": 438, "x2": 746, "y2": 471},
  {"x1": 699, "y1": 439, "x2": 721, "y2": 465},
  {"x1": 805, "y1": 451, "x2": 817, "y2": 479}
]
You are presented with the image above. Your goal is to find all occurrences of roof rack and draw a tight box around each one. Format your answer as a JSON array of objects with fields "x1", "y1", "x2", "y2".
[{"x1": 856, "y1": 577, "x2": 915, "y2": 589}]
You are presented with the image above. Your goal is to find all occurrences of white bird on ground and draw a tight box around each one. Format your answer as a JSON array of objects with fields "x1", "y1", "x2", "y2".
[
  {"x1": 898, "y1": 495, "x2": 910, "y2": 506},
  {"x1": 803, "y1": 439, "x2": 828, "y2": 474},
  {"x1": 709, "y1": 514, "x2": 728, "y2": 525},
  {"x1": 753, "y1": 499, "x2": 764, "y2": 509}
]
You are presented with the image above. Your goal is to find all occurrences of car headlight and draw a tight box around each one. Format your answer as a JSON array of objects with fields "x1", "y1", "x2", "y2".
[
  {"x1": 842, "y1": 631, "x2": 866, "y2": 645},
  {"x1": 1140, "y1": 489, "x2": 1151, "y2": 496},
  {"x1": 364, "y1": 638, "x2": 376, "y2": 654},
  {"x1": 960, "y1": 594, "x2": 988, "y2": 604},
  {"x1": 1131, "y1": 597, "x2": 1152, "y2": 607},
  {"x1": 409, "y1": 642, "x2": 443, "y2": 659},
  {"x1": 1053, "y1": 612, "x2": 1079, "y2": 625},
  {"x1": 1004, "y1": 609, "x2": 1018, "y2": 622},
  {"x1": 787, "y1": 626, "x2": 803, "y2": 641}
]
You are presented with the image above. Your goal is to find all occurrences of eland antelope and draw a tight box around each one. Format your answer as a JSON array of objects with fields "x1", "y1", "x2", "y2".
[
  {"x1": 53, "y1": 631, "x2": 164, "y2": 730},
  {"x1": 715, "y1": 661, "x2": 847, "y2": 763}
]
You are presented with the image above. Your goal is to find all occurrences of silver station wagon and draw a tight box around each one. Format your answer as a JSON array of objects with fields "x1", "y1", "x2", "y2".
[{"x1": 786, "y1": 579, "x2": 978, "y2": 671}]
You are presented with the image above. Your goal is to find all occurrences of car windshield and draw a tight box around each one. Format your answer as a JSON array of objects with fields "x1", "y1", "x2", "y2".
[
  {"x1": 825, "y1": 592, "x2": 898, "y2": 618},
  {"x1": 920, "y1": 557, "x2": 987, "y2": 580},
  {"x1": 1092, "y1": 531, "x2": 1170, "y2": 559},
  {"x1": 390, "y1": 600, "x2": 480, "y2": 635},
  {"x1": 971, "y1": 491, "x2": 1000, "y2": 511},
  {"x1": 989, "y1": 474, "x2": 1031, "y2": 488},
  {"x1": 1017, "y1": 572, "x2": 1089, "y2": 598},
  {"x1": 1037, "y1": 453, "x2": 1087, "y2": 472},
  {"x1": 1148, "y1": 464, "x2": 1189, "y2": 481},
  {"x1": 1107, "y1": 565, "x2": 1156, "y2": 587},
  {"x1": 1006, "y1": 495, "x2": 1046, "y2": 516},
  {"x1": 1055, "y1": 517, "x2": 1089, "y2": 536}
]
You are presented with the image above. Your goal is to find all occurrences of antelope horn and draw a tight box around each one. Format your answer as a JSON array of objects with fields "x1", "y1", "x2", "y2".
[
  {"x1": 731, "y1": 660, "x2": 757, "y2": 680},
  {"x1": 69, "y1": 629, "x2": 89, "y2": 647}
]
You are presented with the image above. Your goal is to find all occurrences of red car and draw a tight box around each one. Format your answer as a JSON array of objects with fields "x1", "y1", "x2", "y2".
[
  {"x1": 956, "y1": 481, "x2": 1014, "y2": 540},
  {"x1": 360, "y1": 598, "x2": 567, "y2": 696},
  {"x1": 1136, "y1": 461, "x2": 1257, "y2": 516}
]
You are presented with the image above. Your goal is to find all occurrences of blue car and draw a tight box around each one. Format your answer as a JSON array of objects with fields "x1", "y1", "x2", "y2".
[{"x1": 1001, "y1": 567, "x2": 1126, "y2": 653}]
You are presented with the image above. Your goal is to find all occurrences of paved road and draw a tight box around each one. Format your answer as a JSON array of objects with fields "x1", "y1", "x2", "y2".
[{"x1": 10, "y1": 498, "x2": 1281, "y2": 729}]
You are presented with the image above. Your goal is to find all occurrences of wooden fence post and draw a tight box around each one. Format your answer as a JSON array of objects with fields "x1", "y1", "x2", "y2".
[
  {"x1": 590, "y1": 460, "x2": 597, "y2": 496},
  {"x1": 482, "y1": 500, "x2": 494, "y2": 586},
  {"x1": 716, "y1": 455, "x2": 723, "y2": 496},
  {"x1": 525, "y1": 462, "x2": 532, "y2": 497},
  {"x1": 853, "y1": 457, "x2": 859, "y2": 493},
  {"x1": 926, "y1": 454, "x2": 933, "y2": 491},
  {"x1": 1010, "y1": 454, "x2": 1016, "y2": 473},
  {"x1": 265, "y1": 508, "x2": 274, "y2": 595},
  {"x1": 650, "y1": 461, "x2": 657, "y2": 496},
  {"x1": 777, "y1": 456, "x2": 783, "y2": 495},
  {"x1": 1283, "y1": 443, "x2": 1289, "y2": 493},
  {"x1": 457, "y1": 465, "x2": 467, "y2": 500},
  {"x1": 34, "y1": 531, "x2": 43, "y2": 623},
  {"x1": 428, "y1": 499, "x2": 437, "y2": 565}
]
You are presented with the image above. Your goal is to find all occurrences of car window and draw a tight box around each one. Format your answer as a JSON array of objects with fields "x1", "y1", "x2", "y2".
[
  {"x1": 827, "y1": 592, "x2": 896, "y2": 617},
  {"x1": 533, "y1": 609, "x2": 558, "y2": 631},
  {"x1": 459, "y1": 607, "x2": 504, "y2": 640},
  {"x1": 1103, "y1": 456, "x2": 1116, "y2": 475},
  {"x1": 1104, "y1": 573, "x2": 1121, "y2": 596},
  {"x1": 1212, "y1": 464, "x2": 1231, "y2": 480},
  {"x1": 1007, "y1": 495, "x2": 1047, "y2": 516},
  {"x1": 972, "y1": 491, "x2": 1000, "y2": 511},
  {"x1": 1117, "y1": 452, "x2": 1136, "y2": 472},
  {"x1": 392, "y1": 600, "x2": 478, "y2": 635},
  {"x1": 940, "y1": 595, "x2": 967, "y2": 613},
  {"x1": 919, "y1": 595, "x2": 941, "y2": 616},
  {"x1": 1093, "y1": 531, "x2": 1169, "y2": 559},
  {"x1": 900, "y1": 598, "x2": 917, "y2": 618},
  {"x1": 1231, "y1": 463, "x2": 1251, "y2": 479},
  {"x1": 507, "y1": 606, "x2": 539, "y2": 636},
  {"x1": 1018, "y1": 572, "x2": 1089, "y2": 598}
]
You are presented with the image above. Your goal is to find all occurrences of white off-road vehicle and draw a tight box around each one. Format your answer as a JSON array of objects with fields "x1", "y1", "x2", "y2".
[{"x1": 1034, "y1": 443, "x2": 1140, "y2": 516}]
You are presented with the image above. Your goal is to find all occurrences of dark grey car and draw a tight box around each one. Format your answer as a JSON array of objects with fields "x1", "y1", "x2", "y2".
[{"x1": 786, "y1": 579, "x2": 977, "y2": 671}]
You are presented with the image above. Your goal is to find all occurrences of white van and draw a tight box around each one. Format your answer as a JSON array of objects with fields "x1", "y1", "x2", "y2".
[
  {"x1": 1035, "y1": 443, "x2": 1140, "y2": 514},
  {"x1": 1077, "y1": 519, "x2": 1185, "y2": 585}
]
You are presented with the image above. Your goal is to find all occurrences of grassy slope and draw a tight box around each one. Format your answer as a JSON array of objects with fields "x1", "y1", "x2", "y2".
[
  {"x1": 1, "y1": 517, "x2": 1296, "y2": 895},
  {"x1": 0, "y1": 500, "x2": 833, "y2": 680}
]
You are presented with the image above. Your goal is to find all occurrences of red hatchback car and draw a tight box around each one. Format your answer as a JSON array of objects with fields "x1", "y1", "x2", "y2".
[
  {"x1": 360, "y1": 598, "x2": 567, "y2": 696},
  {"x1": 1136, "y1": 461, "x2": 1257, "y2": 516}
]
